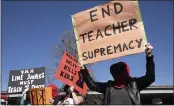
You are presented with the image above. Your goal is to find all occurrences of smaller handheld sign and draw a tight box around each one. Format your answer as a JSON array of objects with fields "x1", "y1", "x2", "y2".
[
  {"x1": 55, "y1": 51, "x2": 88, "y2": 96},
  {"x1": 8, "y1": 67, "x2": 45, "y2": 94},
  {"x1": 30, "y1": 87, "x2": 52, "y2": 105}
]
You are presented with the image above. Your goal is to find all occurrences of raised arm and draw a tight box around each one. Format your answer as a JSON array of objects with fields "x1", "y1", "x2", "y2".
[
  {"x1": 136, "y1": 43, "x2": 155, "y2": 91},
  {"x1": 80, "y1": 66, "x2": 107, "y2": 93}
]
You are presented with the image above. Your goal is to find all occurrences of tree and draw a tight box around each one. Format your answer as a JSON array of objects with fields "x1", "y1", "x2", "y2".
[{"x1": 45, "y1": 30, "x2": 96, "y2": 88}]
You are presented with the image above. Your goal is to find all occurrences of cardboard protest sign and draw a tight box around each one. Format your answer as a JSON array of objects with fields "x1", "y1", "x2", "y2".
[
  {"x1": 72, "y1": 1, "x2": 147, "y2": 65},
  {"x1": 30, "y1": 87, "x2": 52, "y2": 105},
  {"x1": 8, "y1": 67, "x2": 45, "y2": 93},
  {"x1": 55, "y1": 51, "x2": 88, "y2": 96}
]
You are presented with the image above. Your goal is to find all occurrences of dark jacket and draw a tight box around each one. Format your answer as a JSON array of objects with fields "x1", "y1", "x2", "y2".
[
  {"x1": 53, "y1": 95, "x2": 61, "y2": 105},
  {"x1": 81, "y1": 56, "x2": 155, "y2": 105}
]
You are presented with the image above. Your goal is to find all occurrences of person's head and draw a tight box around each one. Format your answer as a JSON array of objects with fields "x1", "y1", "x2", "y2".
[
  {"x1": 110, "y1": 62, "x2": 130, "y2": 81},
  {"x1": 48, "y1": 84, "x2": 59, "y2": 97},
  {"x1": 1, "y1": 95, "x2": 8, "y2": 101}
]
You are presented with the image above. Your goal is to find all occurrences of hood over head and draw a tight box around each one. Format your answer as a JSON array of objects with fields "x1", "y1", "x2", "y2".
[{"x1": 110, "y1": 62, "x2": 131, "y2": 88}]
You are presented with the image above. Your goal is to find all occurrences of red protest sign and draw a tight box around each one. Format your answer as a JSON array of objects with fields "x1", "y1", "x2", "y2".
[{"x1": 55, "y1": 51, "x2": 88, "y2": 96}]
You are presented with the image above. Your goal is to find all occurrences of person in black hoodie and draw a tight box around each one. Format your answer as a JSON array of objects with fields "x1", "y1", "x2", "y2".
[{"x1": 80, "y1": 43, "x2": 155, "y2": 105}]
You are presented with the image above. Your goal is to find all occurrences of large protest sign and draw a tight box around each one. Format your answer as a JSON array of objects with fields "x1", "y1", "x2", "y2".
[
  {"x1": 30, "y1": 87, "x2": 52, "y2": 105},
  {"x1": 8, "y1": 67, "x2": 45, "y2": 93},
  {"x1": 55, "y1": 51, "x2": 88, "y2": 96},
  {"x1": 72, "y1": 1, "x2": 147, "y2": 65}
]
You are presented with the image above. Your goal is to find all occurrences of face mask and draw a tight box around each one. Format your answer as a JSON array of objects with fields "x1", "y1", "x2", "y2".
[
  {"x1": 110, "y1": 62, "x2": 129, "y2": 77},
  {"x1": 110, "y1": 62, "x2": 131, "y2": 88}
]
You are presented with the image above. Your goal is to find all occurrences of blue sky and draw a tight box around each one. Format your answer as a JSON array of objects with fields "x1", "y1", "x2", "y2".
[{"x1": 1, "y1": 1, "x2": 173, "y2": 91}]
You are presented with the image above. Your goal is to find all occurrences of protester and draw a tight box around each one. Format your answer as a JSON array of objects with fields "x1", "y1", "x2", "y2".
[
  {"x1": 1, "y1": 95, "x2": 8, "y2": 101},
  {"x1": 48, "y1": 84, "x2": 61, "y2": 105},
  {"x1": 80, "y1": 43, "x2": 155, "y2": 105},
  {"x1": 1, "y1": 95, "x2": 8, "y2": 105},
  {"x1": 20, "y1": 90, "x2": 31, "y2": 105},
  {"x1": 58, "y1": 84, "x2": 84, "y2": 105}
]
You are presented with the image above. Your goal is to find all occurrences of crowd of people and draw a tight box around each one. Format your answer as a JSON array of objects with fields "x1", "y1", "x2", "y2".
[
  {"x1": 18, "y1": 84, "x2": 84, "y2": 105},
  {"x1": 1, "y1": 43, "x2": 155, "y2": 105}
]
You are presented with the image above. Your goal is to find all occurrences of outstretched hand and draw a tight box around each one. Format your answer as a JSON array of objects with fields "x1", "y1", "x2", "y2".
[{"x1": 145, "y1": 43, "x2": 153, "y2": 57}]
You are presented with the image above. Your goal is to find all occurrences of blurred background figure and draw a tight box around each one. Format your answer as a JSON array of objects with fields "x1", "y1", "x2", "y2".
[
  {"x1": 48, "y1": 84, "x2": 61, "y2": 105},
  {"x1": 1, "y1": 95, "x2": 8, "y2": 105},
  {"x1": 58, "y1": 84, "x2": 84, "y2": 105}
]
